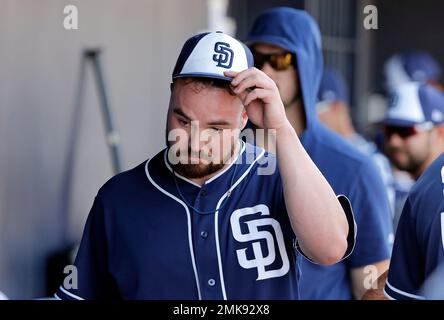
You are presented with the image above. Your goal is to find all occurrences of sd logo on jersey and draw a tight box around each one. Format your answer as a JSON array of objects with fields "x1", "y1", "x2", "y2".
[
  {"x1": 230, "y1": 204, "x2": 290, "y2": 280},
  {"x1": 213, "y1": 42, "x2": 233, "y2": 68}
]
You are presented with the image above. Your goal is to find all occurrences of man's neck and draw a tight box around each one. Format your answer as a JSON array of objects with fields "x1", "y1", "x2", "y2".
[
  {"x1": 331, "y1": 103, "x2": 356, "y2": 139},
  {"x1": 336, "y1": 115, "x2": 357, "y2": 139},
  {"x1": 412, "y1": 164, "x2": 427, "y2": 181},
  {"x1": 285, "y1": 100, "x2": 306, "y2": 136},
  {"x1": 190, "y1": 141, "x2": 241, "y2": 186}
]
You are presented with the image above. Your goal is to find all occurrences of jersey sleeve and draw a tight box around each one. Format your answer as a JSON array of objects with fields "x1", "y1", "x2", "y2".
[
  {"x1": 295, "y1": 194, "x2": 356, "y2": 263},
  {"x1": 346, "y1": 159, "x2": 394, "y2": 268},
  {"x1": 384, "y1": 197, "x2": 425, "y2": 300},
  {"x1": 54, "y1": 194, "x2": 119, "y2": 300},
  {"x1": 271, "y1": 154, "x2": 356, "y2": 258},
  {"x1": 268, "y1": 150, "x2": 357, "y2": 263},
  {"x1": 421, "y1": 263, "x2": 444, "y2": 299},
  {"x1": 385, "y1": 160, "x2": 444, "y2": 300}
]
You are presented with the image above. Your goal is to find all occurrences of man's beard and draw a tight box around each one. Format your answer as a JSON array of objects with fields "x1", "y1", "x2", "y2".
[
  {"x1": 388, "y1": 148, "x2": 429, "y2": 177},
  {"x1": 387, "y1": 133, "x2": 432, "y2": 178},
  {"x1": 392, "y1": 154, "x2": 427, "y2": 176},
  {"x1": 280, "y1": 83, "x2": 301, "y2": 109},
  {"x1": 170, "y1": 143, "x2": 237, "y2": 179}
]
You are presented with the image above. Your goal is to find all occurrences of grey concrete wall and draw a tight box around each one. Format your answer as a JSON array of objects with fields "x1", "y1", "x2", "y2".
[{"x1": 0, "y1": 0, "x2": 207, "y2": 298}]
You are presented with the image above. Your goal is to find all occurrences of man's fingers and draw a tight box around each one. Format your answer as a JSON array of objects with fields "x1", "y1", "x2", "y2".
[
  {"x1": 225, "y1": 68, "x2": 278, "y2": 107},
  {"x1": 224, "y1": 70, "x2": 239, "y2": 81},
  {"x1": 236, "y1": 89, "x2": 249, "y2": 103},
  {"x1": 232, "y1": 74, "x2": 271, "y2": 95},
  {"x1": 243, "y1": 88, "x2": 268, "y2": 106},
  {"x1": 225, "y1": 67, "x2": 263, "y2": 86}
]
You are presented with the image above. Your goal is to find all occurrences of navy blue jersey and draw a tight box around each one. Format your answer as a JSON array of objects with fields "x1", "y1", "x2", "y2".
[
  {"x1": 384, "y1": 153, "x2": 444, "y2": 300},
  {"x1": 54, "y1": 142, "x2": 354, "y2": 300}
]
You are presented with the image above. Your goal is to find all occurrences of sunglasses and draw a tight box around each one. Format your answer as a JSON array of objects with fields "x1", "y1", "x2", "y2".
[
  {"x1": 384, "y1": 122, "x2": 433, "y2": 139},
  {"x1": 252, "y1": 51, "x2": 295, "y2": 71}
]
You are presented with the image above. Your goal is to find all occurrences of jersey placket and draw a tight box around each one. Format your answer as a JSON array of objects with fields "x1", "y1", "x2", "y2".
[{"x1": 191, "y1": 184, "x2": 225, "y2": 299}]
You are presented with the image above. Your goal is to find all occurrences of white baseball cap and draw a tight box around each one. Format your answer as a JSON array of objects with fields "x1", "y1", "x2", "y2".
[
  {"x1": 172, "y1": 31, "x2": 253, "y2": 82},
  {"x1": 385, "y1": 82, "x2": 444, "y2": 127}
]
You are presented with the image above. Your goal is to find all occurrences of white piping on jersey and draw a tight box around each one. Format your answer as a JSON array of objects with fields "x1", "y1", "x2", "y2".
[
  {"x1": 297, "y1": 194, "x2": 356, "y2": 265},
  {"x1": 163, "y1": 140, "x2": 246, "y2": 188},
  {"x1": 334, "y1": 195, "x2": 357, "y2": 261},
  {"x1": 53, "y1": 293, "x2": 62, "y2": 300},
  {"x1": 441, "y1": 212, "x2": 444, "y2": 251},
  {"x1": 163, "y1": 152, "x2": 202, "y2": 188},
  {"x1": 214, "y1": 148, "x2": 266, "y2": 300},
  {"x1": 382, "y1": 288, "x2": 395, "y2": 300},
  {"x1": 59, "y1": 286, "x2": 84, "y2": 300},
  {"x1": 385, "y1": 280, "x2": 425, "y2": 300},
  {"x1": 145, "y1": 159, "x2": 202, "y2": 300}
]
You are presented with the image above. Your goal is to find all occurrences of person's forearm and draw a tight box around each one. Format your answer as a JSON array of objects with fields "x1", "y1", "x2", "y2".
[
  {"x1": 351, "y1": 260, "x2": 390, "y2": 299},
  {"x1": 275, "y1": 121, "x2": 348, "y2": 265},
  {"x1": 362, "y1": 270, "x2": 389, "y2": 300}
]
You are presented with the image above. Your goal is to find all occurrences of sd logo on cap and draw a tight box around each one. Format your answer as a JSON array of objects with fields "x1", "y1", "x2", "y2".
[{"x1": 172, "y1": 31, "x2": 253, "y2": 82}]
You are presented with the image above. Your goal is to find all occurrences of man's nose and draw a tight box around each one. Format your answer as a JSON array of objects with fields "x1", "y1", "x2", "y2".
[
  {"x1": 189, "y1": 122, "x2": 201, "y2": 153},
  {"x1": 387, "y1": 132, "x2": 404, "y2": 147}
]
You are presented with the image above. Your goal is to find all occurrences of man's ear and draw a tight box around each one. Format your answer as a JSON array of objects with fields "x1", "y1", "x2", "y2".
[
  {"x1": 170, "y1": 82, "x2": 174, "y2": 92},
  {"x1": 240, "y1": 108, "x2": 249, "y2": 130}
]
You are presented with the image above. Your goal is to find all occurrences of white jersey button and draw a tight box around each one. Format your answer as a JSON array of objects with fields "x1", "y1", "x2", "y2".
[{"x1": 208, "y1": 279, "x2": 216, "y2": 287}]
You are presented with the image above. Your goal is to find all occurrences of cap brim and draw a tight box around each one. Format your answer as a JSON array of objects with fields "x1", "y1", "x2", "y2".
[
  {"x1": 173, "y1": 72, "x2": 233, "y2": 82},
  {"x1": 383, "y1": 117, "x2": 419, "y2": 127}
]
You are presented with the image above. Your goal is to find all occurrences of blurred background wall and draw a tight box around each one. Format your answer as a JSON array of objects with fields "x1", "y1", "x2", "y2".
[
  {"x1": 1, "y1": 0, "x2": 443, "y2": 299},
  {"x1": 0, "y1": 0, "x2": 207, "y2": 299}
]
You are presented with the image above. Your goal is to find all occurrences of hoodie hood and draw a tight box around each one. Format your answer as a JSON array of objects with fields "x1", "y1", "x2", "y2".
[{"x1": 247, "y1": 7, "x2": 323, "y2": 130}]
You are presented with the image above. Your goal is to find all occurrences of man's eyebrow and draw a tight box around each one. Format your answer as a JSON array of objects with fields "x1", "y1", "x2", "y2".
[
  {"x1": 207, "y1": 120, "x2": 231, "y2": 126},
  {"x1": 173, "y1": 108, "x2": 230, "y2": 126},
  {"x1": 173, "y1": 108, "x2": 192, "y2": 120}
]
